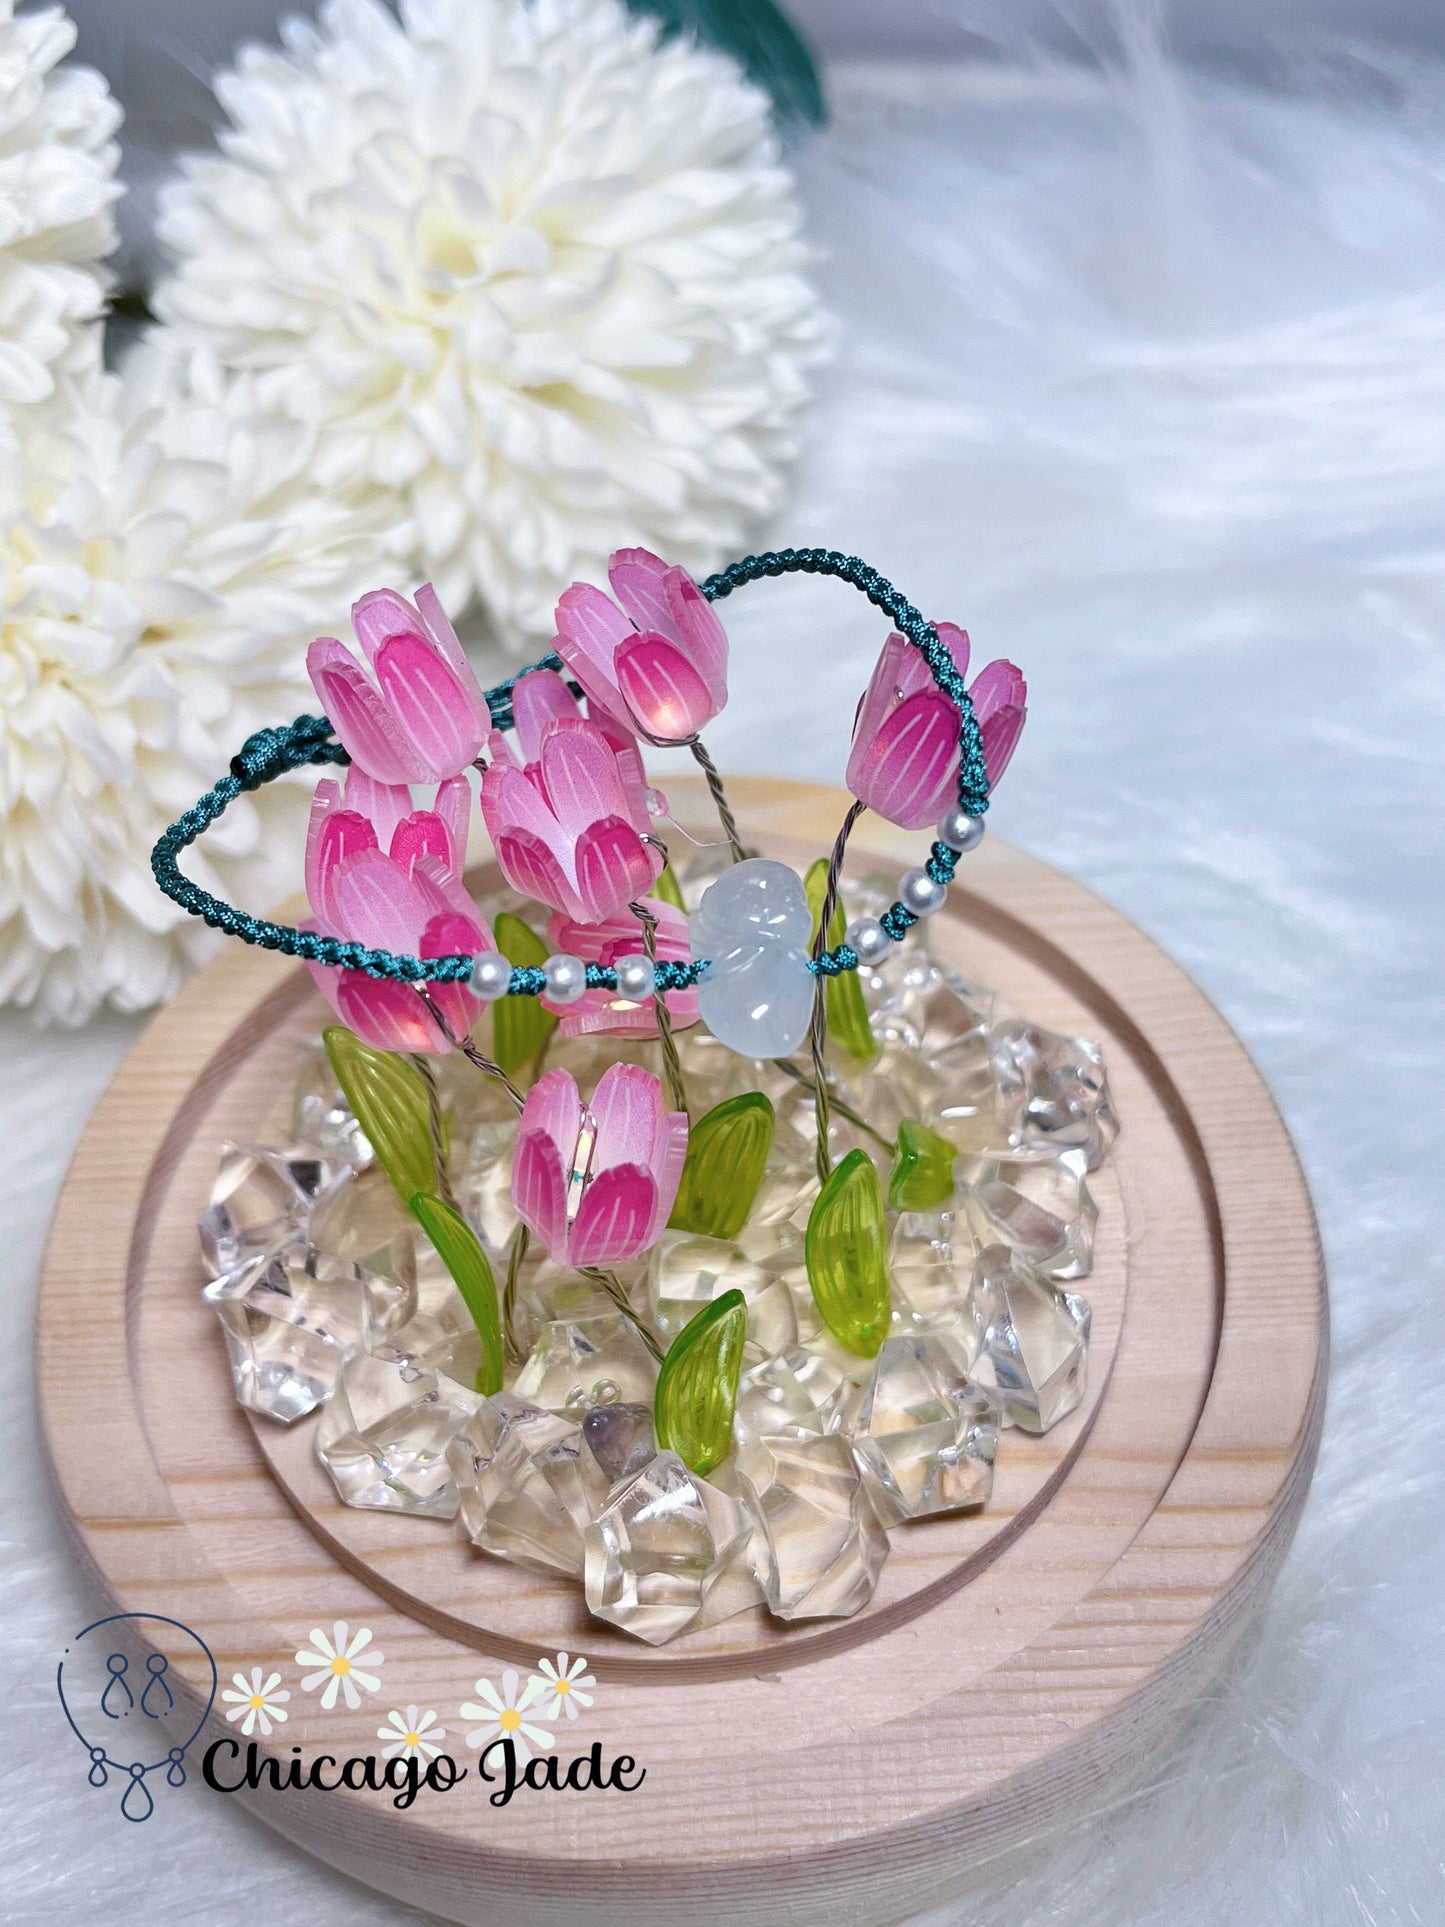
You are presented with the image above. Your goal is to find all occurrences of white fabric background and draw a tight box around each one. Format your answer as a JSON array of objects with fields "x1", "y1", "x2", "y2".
[{"x1": 6, "y1": 38, "x2": 1444, "y2": 1924}]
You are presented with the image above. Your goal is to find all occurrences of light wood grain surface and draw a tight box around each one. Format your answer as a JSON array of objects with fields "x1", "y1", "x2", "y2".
[{"x1": 37, "y1": 777, "x2": 1326, "y2": 1927}]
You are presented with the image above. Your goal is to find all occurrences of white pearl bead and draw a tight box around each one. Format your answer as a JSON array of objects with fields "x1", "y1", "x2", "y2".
[
  {"x1": 471, "y1": 952, "x2": 512, "y2": 1002},
  {"x1": 937, "y1": 806, "x2": 985, "y2": 854},
  {"x1": 543, "y1": 953, "x2": 588, "y2": 1004},
  {"x1": 899, "y1": 867, "x2": 947, "y2": 917},
  {"x1": 614, "y1": 952, "x2": 656, "y2": 1001},
  {"x1": 845, "y1": 915, "x2": 892, "y2": 966}
]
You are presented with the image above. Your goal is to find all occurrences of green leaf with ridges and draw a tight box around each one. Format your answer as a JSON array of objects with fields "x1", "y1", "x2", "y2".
[
  {"x1": 889, "y1": 1119, "x2": 957, "y2": 1212},
  {"x1": 654, "y1": 1288, "x2": 747, "y2": 1476},
  {"x1": 805, "y1": 1149, "x2": 891, "y2": 1357},
  {"x1": 626, "y1": 0, "x2": 825, "y2": 125},
  {"x1": 668, "y1": 1092, "x2": 774, "y2": 1238},
  {"x1": 805, "y1": 858, "x2": 878, "y2": 1063},
  {"x1": 323, "y1": 1027, "x2": 437, "y2": 1205},
  {"x1": 651, "y1": 862, "x2": 686, "y2": 912},
  {"x1": 408, "y1": 1193, "x2": 503, "y2": 1396},
  {"x1": 491, "y1": 912, "x2": 557, "y2": 1078}
]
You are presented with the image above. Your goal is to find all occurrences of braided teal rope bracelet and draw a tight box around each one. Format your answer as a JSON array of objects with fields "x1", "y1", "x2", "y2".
[{"x1": 150, "y1": 549, "x2": 989, "y2": 996}]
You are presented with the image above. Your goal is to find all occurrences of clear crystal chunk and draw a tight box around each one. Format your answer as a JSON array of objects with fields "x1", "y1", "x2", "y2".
[
  {"x1": 511, "y1": 1312, "x2": 659, "y2": 1414},
  {"x1": 888, "y1": 1206, "x2": 984, "y2": 1345},
  {"x1": 448, "y1": 1393, "x2": 605, "y2": 1575},
  {"x1": 734, "y1": 1345, "x2": 849, "y2": 1443},
  {"x1": 581, "y1": 1402, "x2": 657, "y2": 1486},
  {"x1": 202, "y1": 1247, "x2": 413, "y2": 1423},
  {"x1": 583, "y1": 1450, "x2": 753, "y2": 1645},
  {"x1": 456, "y1": 1118, "x2": 520, "y2": 1253},
  {"x1": 649, "y1": 1230, "x2": 797, "y2": 1359},
  {"x1": 307, "y1": 1164, "x2": 418, "y2": 1290},
  {"x1": 736, "y1": 1430, "x2": 888, "y2": 1619},
  {"x1": 849, "y1": 1333, "x2": 1001, "y2": 1525},
  {"x1": 316, "y1": 1348, "x2": 479, "y2": 1517},
  {"x1": 198, "y1": 1144, "x2": 337, "y2": 1282},
  {"x1": 989, "y1": 1020, "x2": 1117, "y2": 1171},
  {"x1": 961, "y1": 1150, "x2": 1098, "y2": 1281},
  {"x1": 290, "y1": 1040, "x2": 371, "y2": 1167},
  {"x1": 967, "y1": 1244, "x2": 1090, "y2": 1432}
]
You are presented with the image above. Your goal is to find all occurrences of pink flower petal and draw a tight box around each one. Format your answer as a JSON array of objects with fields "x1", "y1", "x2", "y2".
[
  {"x1": 512, "y1": 1129, "x2": 569, "y2": 1259},
  {"x1": 390, "y1": 810, "x2": 454, "y2": 874},
  {"x1": 935, "y1": 621, "x2": 972, "y2": 684},
  {"x1": 332, "y1": 848, "x2": 430, "y2": 953},
  {"x1": 568, "y1": 1164, "x2": 657, "y2": 1268},
  {"x1": 847, "y1": 688, "x2": 958, "y2": 830},
  {"x1": 573, "y1": 817, "x2": 661, "y2": 922},
  {"x1": 413, "y1": 582, "x2": 475, "y2": 685},
  {"x1": 588, "y1": 1062, "x2": 663, "y2": 1173},
  {"x1": 494, "y1": 828, "x2": 582, "y2": 921},
  {"x1": 607, "y1": 548, "x2": 677, "y2": 641},
  {"x1": 614, "y1": 634, "x2": 718, "y2": 741},
  {"x1": 664, "y1": 571, "x2": 728, "y2": 707},
  {"x1": 351, "y1": 588, "x2": 427, "y2": 666},
  {"x1": 410, "y1": 854, "x2": 484, "y2": 928},
  {"x1": 646, "y1": 1110, "x2": 689, "y2": 1243},
  {"x1": 343, "y1": 767, "x2": 412, "y2": 851},
  {"x1": 512, "y1": 668, "x2": 582, "y2": 762},
  {"x1": 537, "y1": 720, "x2": 630, "y2": 836},
  {"x1": 308, "y1": 639, "x2": 428, "y2": 784},
  {"x1": 553, "y1": 582, "x2": 631, "y2": 708},
  {"x1": 306, "y1": 784, "x2": 378, "y2": 929},
  {"x1": 420, "y1": 911, "x2": 484, "y2": 1040},
  {"x1": 522, "y1": 1067, "x2": 585, "y2": 1160},
  {"x1": 374, "y1": 630, "x2": 488, "y2": 780},
  {"x1": 335, "y1": 972, "x2": 446, "y2": 1053},
  {"x1": 433, "y1": 773, "x2": 472, "y2": 871}
]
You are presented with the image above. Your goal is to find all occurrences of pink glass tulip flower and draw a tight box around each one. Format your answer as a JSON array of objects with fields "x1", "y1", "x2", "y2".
[
  {"x1": 845, "y1": 622, "x2": 1027, "y2": 831},
  {"x1": 542, "y1": 898, "x2": 700, "y2": 1039},
  {"x1": 512, "y1": 1064, "x2": 688, "y2": 1268},
  {"x1": 479, "y1": 670, "x2": 663, "y2": 923},
  {"x1": 552, "y1": 547, "x2": 728, "y2": 744},
  {"x1": 307, "y1": 584, "x2": 491, "y2": 785},
  {"x1": 303, "y1": 766, "x2": 495, "y2": 1054}
]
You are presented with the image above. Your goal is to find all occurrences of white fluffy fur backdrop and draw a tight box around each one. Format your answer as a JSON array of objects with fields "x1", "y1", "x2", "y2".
[{"x1": 6, "y1": 18, "x2": 1444, "y2": 1923}]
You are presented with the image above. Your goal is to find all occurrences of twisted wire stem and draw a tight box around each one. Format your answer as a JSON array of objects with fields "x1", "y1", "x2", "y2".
[
  {"x1": 418, "y1": 991, "x2": 527, "y2": 1115},
  {"x1": 582, "y1": 1267, "x2": 665, "y2": 1362},
  {"x1": 503, "y1": 1223, "x2": 530, "y2": 1366},
  {"x1": 808, "y1": 800, "x2": 867, "y2": 1185},
  {"x1": 687, "y1": 736, "x2": 747, "y2": 864},
  {"x1": 411, "y1": 1055, "x2": 459, "y2": 1212},
  {"x1": 631, "y1": 899, "x2": 688, "y2": 1118}
]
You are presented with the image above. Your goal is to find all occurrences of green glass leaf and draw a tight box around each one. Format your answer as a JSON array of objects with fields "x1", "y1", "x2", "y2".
[
  {"x1": 323, "y1": 1027, "x2": 437, "y2": 1205},
  {"x1": 805, "y1": 1149, "x2": 891, "y2": 1357},
  {"x1": 668, "y1": 1092, "x2": 775, "y2": 1239},
  {"x1": 654, "y1": 1287, "x2": 747, "y2": 1476},
  {"x1": 889, "y1": 1119, "x2": 958, "y2": 1212},
  {"x1": 626, "y1": 0, "x2": 825, "y2": 125},
  {"x1": 491, "y1": 912, "x2": 557, "y2": 1079},
  {"x1": 651, "y1": 862, "x2": 686, "y2": 913},
  {"x1": 408, "y1": 1193, "x2": 503, "y2": 1396},
  {"x1": 805, "y1": 858, "x2": 878, "y2": 1064}
]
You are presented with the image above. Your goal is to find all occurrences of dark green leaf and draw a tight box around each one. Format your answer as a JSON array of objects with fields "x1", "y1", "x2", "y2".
[
  {"x1": 626, "y1": 0, "x2": 825, "y2": 125},
  {"x1": 668, "y1": 1092, "x2": 775, "y2": 1238},
  {"x1": 805, "y1": 1149, "x2": 891, "y2": 1357},
  {"x1": 655, "y1": 1288, "x2": 748, "y2": 1476},
  {"x1": 323, "y1": 1027, "x2": 437, "y2": 1205},
  {"x1": 409, "y1": 1193, "x2": 504, "y2": 1396},
  {"x1": 491, "y1": 912, "x2": 557, "y2": 1079}
]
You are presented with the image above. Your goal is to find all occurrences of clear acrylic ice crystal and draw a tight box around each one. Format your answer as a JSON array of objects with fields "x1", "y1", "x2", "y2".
[
  {"x1": 967, "y1": 1244, "x2": 1090, "y2": 1433},
  {"x1": 888, "y1": 1206, "x2": 984, "y2": 1342},
  {"x1": 456, "y1": 1117, "x2": 520, "y2": 1253},
  {"x1": 198, "y1": 1143, "x2": 338, "y2": 1284},
  {"x1": 849, "y1": 1333, "x2": 1001, "y2": 1525},
  {"x1": 448, "y1": 1393, "x2": 605, "y2": 1575},
  {"x1": 290, "y1": 1042, "x2": 371, "y2": 1167},
  {"x1": 962, "y1": 1149, "x2": 1098, "y2": 1282},
  {"x1": 203, "y1": 1246, "x2": 413, "y2": 1423},
  {"x1": 512, "y1": 1312, "x2": 659, "y2": 1414},
  {"x1": 733, "y1": 1345, "x2": 849, "y2": 1443},
  {"x1": 316, "y1": 1346, "x2": 478, "y2": 1518},
  {"x1": 989, "y1": 1020, "x2": 1118, "y2": 1171},
  {"x1": 583, "y1": 1449, "x2": 753, "y2": 1645},
  {"x1": 649, "y1": 1230, "x2": 797, "y2": 1359},
  {"x1": 736, "y1": 1430, "x2": 888, "y2": 1619}
]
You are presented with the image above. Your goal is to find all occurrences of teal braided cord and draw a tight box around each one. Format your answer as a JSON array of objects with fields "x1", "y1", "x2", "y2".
[
  {"x1": 152, "y1": 555, "x2": 986, "y2": 989},
  {"x1": 699, "y1": 549, "x2": 983, "y2": 961}
]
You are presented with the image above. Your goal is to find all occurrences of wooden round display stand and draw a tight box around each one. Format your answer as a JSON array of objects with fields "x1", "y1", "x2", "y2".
[{"x1": 38, "y1": 778, "x2": 1325, "y2": 1927}]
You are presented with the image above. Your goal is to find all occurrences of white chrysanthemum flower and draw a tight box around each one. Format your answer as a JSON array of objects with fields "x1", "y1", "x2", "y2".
[
  {"x1": 0, "y1": 0, "x2": 119, "y2": 405},
  {"x1": 0, "y1": 351, "x2": 403, "y2": 1024},
  {"x1": 152, "y1": 0, "x2": 828, "y2": 643}
]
